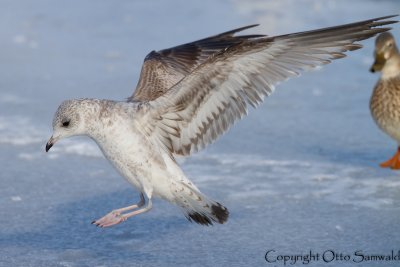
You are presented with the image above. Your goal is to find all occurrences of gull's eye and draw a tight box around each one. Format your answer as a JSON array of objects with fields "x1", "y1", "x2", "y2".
[{"x1": 62, "y1": 120, "x2": 70, "y2": 127}]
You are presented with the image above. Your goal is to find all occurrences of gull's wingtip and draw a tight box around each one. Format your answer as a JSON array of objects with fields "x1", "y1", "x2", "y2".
[
  {"x1": 375, "y1": 14, "x2": 398, "y2": 20},
  {"x1": 370, "y1": 15, "x2": 398, "y2": 26}
]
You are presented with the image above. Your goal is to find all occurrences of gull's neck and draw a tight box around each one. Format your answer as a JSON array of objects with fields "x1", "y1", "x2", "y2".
[
  {"x1": 78, "y1": 99, "x2": 124, "y2": 139},
  {"x1": 78, "y1": 99, "x2": 141, "y2": 147}
]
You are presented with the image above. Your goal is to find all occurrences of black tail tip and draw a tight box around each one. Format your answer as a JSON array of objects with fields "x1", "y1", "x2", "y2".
[
  {"x1": 187, "y1": 203, "x2": 229, "y2": 226},
  {"x1": 212, "y1": 203, "x2": 229, "y2": 224}
]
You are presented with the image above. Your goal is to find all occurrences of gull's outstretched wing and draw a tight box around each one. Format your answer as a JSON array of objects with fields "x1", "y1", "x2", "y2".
[
  {"x1": 129, "y1": 25, "x2": 265, "y2": 102},
  {"x1": 137, "y1": 15, "x2": 397, "y2": 156}
]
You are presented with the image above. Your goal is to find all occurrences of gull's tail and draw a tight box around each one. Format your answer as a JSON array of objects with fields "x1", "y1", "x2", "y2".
[{"x1": 172, "y1": 181, "x2": 229, "y2": 225}]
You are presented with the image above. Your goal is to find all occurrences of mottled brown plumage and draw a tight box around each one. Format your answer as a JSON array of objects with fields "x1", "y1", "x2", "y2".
[
  {"x1": 370, "y1": 32, "x2": 400, "y2": 169},
  {"x1": 130, "y1": 25, "x2": 265, "y2": 102}
]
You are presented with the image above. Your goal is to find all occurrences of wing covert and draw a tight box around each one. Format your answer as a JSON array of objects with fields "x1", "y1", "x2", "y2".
[{"x1": 129, "y1": 25, "x2": 265, "y2": 102}]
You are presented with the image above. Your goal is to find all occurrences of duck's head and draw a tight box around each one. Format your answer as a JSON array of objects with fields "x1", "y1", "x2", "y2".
[{"x1": 370, "y1": 32, "x2": 399, "y2": 74}]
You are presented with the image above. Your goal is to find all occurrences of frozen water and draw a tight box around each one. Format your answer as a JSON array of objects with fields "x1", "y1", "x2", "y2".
[{"x1": 1, "y1": 0, "x2": 400, "y2": 266}]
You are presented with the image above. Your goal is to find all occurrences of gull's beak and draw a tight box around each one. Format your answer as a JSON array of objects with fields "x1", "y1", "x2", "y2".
[{"x1": 45, "y1": 136, "x2": 56, "y2": 152}]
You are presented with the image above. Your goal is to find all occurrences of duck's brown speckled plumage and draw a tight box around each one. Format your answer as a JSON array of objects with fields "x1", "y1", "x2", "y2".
[
  {"x1": 370, "y1": 77, "x2": 400, "y2": 141},
  {"x1": 369, "y1": 31, "x2": 400, "y2": 169}
]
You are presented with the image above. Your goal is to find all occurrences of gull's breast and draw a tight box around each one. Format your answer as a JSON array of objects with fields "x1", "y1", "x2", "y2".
[{"x1": 95, "y1": 122, "x2": 176, "y2": 200}]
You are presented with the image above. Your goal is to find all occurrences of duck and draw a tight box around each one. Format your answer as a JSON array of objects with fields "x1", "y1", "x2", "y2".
[{"x1": 370, "y1": 32, "x2": 400, "y2": 169}]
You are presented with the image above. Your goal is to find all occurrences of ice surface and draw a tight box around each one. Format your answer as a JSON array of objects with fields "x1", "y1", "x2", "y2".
[{"x1": 1, "y1": 0, "x2": 400, "y2": 266}]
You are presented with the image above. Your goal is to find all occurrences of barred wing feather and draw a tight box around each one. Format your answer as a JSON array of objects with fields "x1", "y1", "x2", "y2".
[{"x1": 136, "y1": 16, "x2": 396, "y2": 156}]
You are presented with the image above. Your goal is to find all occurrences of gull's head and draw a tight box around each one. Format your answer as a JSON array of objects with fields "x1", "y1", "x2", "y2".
[
  {"x1": 370, "y1": 32, "x2": 399, "y2": 74},
  {"x1": 46, "y1": 99, "x2": 87, "y2": 152}
]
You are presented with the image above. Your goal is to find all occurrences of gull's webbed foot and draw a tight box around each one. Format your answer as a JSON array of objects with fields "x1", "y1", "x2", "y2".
[
  {"x1": 92, "y1": 211, "x2": 126, "y2": 228},
  {"x1": 91, "y1": 193, "x2": 152, "y2": 228}
]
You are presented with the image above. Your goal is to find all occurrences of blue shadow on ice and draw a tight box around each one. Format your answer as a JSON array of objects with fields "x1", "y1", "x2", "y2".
[{"x1": 0, "y1": 188, "x2": 191, "y2": 263}]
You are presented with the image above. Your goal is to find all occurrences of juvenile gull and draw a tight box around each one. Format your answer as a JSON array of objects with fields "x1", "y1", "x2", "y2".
[{"x1": 46, "y1": 16, "x2": 397, "y2": 227}]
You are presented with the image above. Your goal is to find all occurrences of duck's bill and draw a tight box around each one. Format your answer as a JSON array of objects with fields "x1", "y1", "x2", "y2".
[{"x1": 370, "y1": 53, "x2": 386, "y2": 72}]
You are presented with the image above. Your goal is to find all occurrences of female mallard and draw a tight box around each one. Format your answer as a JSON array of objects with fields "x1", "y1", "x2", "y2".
[{"x1": 370, "y1": 32, "x2": 400, "y2": 169}]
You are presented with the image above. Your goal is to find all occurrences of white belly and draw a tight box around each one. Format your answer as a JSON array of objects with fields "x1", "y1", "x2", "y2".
[{"x1": 94, "y1": 129, "x2": 181, "y2": 201}]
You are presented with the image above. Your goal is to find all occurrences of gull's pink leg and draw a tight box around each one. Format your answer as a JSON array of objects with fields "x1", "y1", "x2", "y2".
[
  {"x1": 98, "y1": 199, "x2": 153, "y2": 228},
  {"x1": 92, "y1": 193, "x2": 146, "y2": 227}
]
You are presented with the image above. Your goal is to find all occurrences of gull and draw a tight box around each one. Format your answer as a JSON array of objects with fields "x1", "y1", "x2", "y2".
[{"x1": 46, "y1": 16, "x2": 397, "y2": 227}]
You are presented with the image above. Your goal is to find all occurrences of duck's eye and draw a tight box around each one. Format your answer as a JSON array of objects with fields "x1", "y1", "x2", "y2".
[{"x1": 62, "y1": 120, "x2": 70, "y2": 127}]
